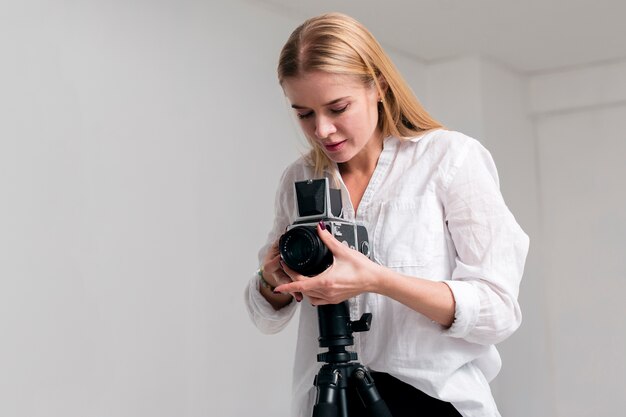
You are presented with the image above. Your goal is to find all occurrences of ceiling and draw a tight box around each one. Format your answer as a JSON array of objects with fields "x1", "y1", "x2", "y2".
[{"x1": 255, "y1": 0, "x2": 626, "y2": 74}]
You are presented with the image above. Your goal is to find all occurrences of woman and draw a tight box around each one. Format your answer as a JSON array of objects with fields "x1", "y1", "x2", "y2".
[{"x1": 244, "y1": 12, "x2": 529, "y2": 417}]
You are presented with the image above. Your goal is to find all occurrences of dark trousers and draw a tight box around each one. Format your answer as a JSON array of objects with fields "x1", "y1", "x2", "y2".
[{"x1": 346, "y1": 372, "x2": 462, "y2": 417}]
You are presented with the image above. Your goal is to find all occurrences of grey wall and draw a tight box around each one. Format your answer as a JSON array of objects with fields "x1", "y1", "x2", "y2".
[
  {"x1": 420, "y1": 56, "x2": 548, "y2": 417},
  {"x1": 530, "y1": 61, "x2": 626, "y2": 417},
  {"x1": 1, "y1": 1, "x2": 302, "y2": 416},
  {"x1": 1, "y1": 1, "x2": 624, "y2": 416}
]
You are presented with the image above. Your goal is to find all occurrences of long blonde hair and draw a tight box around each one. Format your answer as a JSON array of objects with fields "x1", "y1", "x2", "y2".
[{"x1": 277, "y1": 12, "x2": 443, "y2": 176}]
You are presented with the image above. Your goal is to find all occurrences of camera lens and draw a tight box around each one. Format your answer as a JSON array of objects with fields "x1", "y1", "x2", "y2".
[{"x1": 279, "y1": 226, "x2": 333, "y2": 276}]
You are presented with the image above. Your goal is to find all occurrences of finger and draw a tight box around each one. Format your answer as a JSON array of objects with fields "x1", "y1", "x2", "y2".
[
  {"x1": 269, "y1": 240, "x2": 280, "y2": 256},
  {"x1": 279, "y1": 259, "x2": 308, "y2": 282},
  {"x1": 268, "y1": 254, "x2": 283, "y2": 272},
  {"x1": 262, "y1": 260, "x2": 282, "y2": 282},
  {"x1": 274, "y1": 280, "x2": 309, "y2": 294},
  {"x1": 275, "y1": 274, "x2": 329, "y2": 294},
  {"x1": 317, "y1": 222, "x2": 345, "y2": 254},
  {"x1": 274, "y1": 270, "x2": 293, "y2": 286},
  {"x1": 275, "y1": 261, "x2": 311, "y2": 302}
]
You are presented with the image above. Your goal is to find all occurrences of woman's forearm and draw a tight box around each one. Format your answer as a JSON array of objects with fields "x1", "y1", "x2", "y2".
[{"x1": 372, "y1": 266, "x2": 456, "y2": 328}]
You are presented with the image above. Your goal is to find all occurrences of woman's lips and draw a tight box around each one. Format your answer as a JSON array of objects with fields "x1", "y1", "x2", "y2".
[{"x1": 324, "y1": 140, "x2": 347, "y2": 152}]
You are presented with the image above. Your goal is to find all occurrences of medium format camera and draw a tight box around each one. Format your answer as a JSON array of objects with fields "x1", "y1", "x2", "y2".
[{"x1": 279, "y1": 178, "x2": 370, "y2": 277}]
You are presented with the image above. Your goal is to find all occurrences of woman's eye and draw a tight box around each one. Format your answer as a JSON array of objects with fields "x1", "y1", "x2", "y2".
[
  {"x1": 296, "y1": 104, "x2": 347, "y2": 119},
  {"x1": 331, "y1": 104, "x2": 349, "y2": 114}
]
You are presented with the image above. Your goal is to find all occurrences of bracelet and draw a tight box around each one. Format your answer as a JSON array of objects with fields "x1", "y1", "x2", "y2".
[{"x1": 257, "y1": 267, "x2": 276, "y2": 292}]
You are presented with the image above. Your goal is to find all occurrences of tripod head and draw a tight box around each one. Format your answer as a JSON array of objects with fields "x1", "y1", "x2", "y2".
[{"x1": 316, "y1": 302, "x2": 372, "y2": 364}]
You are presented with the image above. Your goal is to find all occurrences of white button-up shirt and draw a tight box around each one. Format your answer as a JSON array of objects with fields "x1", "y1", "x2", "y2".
[{"x1": 245, "y1": 129, "x2": 529, "y2": 417}]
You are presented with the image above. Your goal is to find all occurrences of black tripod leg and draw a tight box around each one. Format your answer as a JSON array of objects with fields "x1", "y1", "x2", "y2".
[
  {"x1": 312, "y1": 367, "x2": 347, "y2": 417},
  {"x1": 352, "y1": 368, "x2": 393, "y2": 417}
]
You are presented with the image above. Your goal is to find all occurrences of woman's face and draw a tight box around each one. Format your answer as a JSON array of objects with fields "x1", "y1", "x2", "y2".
[{"x1": 282, "y1": 71, "x2": 382, "y2": 165}]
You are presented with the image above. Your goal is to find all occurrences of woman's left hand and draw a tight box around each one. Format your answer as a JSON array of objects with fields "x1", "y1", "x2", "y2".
[{"x1": 274, "y1": 222, "x2": 382, "y2": 305}]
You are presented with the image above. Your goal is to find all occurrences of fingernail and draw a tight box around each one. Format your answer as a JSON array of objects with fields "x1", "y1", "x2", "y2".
[
  {"x1": 273, "y1": 290, "x2": 282, "y2": 295},
  {"x1": 319, "y1": 220, "x2": 326, "y2": 230}
]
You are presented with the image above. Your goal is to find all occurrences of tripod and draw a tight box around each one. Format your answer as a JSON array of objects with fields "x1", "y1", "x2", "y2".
[{"x1": 312, "y1": 302, "x2": 392, "y2": 417}]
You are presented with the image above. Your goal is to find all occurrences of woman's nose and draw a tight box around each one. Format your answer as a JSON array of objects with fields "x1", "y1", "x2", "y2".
[{"x1": 314, "y1": 116, "x2": 337, "y2": 139}]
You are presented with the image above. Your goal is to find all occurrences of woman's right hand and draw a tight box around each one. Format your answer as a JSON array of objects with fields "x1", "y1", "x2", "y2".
[{"x1": 261, "y1": 239, "x2": 303, "y2": 304}]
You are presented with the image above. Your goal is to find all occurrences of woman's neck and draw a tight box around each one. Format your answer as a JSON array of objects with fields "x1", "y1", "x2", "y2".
[
  {"x1": 338, "y1": 134, "x2": 384, "y2": 178},
  {"x1": 337, "y1": 134, "x2": 385, "y2": 213}
]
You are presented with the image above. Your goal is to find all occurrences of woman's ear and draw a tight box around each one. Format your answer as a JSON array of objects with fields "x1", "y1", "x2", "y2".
[{"x1": 377, "y1": 75, "x2": 389, "y2": 100}]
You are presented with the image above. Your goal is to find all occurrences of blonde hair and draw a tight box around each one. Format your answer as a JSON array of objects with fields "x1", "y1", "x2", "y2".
[{"x1": 278, "y1": 12, "x2": 443, "y2": 176}]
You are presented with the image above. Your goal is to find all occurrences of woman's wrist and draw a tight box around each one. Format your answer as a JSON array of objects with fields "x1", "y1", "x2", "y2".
[
  {"x1": 258, "y1": 273, "x2": 293, "y2": 312},
  {"x1": 364, "y1": 261, "x2": 387, "y2": 294},
  {"x1": 257, "y1": 267, "x2": 292, "y2": 302},
  {"x1": 257, "y1": 267, "x2": 277, "y2": 291}
]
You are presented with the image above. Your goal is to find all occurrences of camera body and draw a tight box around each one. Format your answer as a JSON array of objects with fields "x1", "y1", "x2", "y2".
[{"x1": 279, "y1": 178, "x2": 370, "y2": 277}]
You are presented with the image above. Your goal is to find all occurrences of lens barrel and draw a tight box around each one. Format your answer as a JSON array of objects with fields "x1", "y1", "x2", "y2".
[{"x1": 279, "y1": 226, "x2": 333, "y2": 276}]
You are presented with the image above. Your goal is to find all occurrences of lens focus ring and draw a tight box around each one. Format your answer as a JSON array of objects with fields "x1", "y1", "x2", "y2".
[{"x1": 279, "y1": 226, "x2": 333, "y2": 276}]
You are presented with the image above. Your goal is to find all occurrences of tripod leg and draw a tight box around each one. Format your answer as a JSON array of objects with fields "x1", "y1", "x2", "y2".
[
  {"x1": 312, "y1": 367, "x2": 349, "y2": 417},
  {"x1": 352, "y1": 368, "x2": 393, "y2": 417}
]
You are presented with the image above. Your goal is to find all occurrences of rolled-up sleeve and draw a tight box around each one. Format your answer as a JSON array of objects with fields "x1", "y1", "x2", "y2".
[
  {"x1": 442, "y1": 139, "x2": 529, "y2": 345},
  {"x1": 244, "y1": 271, "x2": 297, "y2": 334},
  {"x1": 244, "y1": 166, "x2": 300, "y2": 334}
]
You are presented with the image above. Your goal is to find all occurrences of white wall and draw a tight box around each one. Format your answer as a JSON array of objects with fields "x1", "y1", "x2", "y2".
[
  {"x1": 423, "y1": 56, "x2": 548, "y2": 417},
  {"x1": 422, "y1": 55, "x2": 626, "y2": 417},
  {"x1": 530, "y1": 60, "x2": 626, "y2": 417},
  {"x1": 0, "y1": 1, "x2": 303, "y2": 416},
  {"x1": 423, "y1": 56, "x2": 485, "y2": 139}
]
